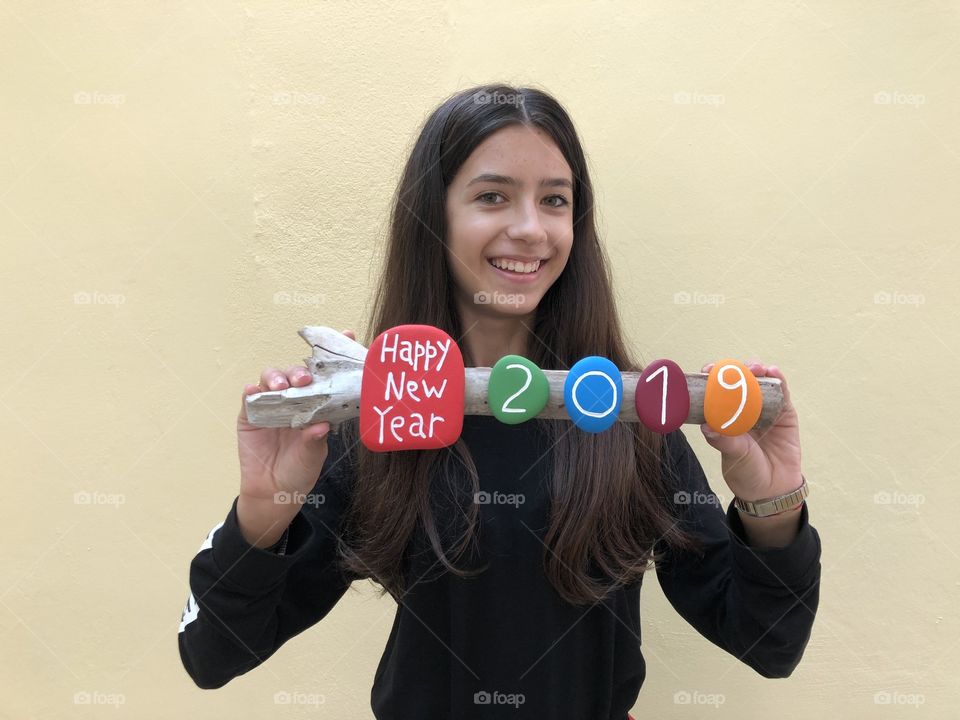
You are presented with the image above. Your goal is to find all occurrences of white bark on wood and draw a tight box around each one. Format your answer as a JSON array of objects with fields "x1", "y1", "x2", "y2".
[{"x1": 244, "y1": 326, "x2": 785, "y2": 432}]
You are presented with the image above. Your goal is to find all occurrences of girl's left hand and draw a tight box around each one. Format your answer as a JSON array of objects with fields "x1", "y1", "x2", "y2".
[{"x1": 699, "y1": 360, "x2": 803, "y2": 502}]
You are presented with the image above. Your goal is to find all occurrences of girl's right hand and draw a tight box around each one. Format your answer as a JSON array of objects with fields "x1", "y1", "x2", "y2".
[{"x1": 234, "y1": 329, "x2": 356, "y2": 546}]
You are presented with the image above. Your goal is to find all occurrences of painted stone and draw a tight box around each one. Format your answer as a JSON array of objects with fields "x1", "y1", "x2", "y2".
[
  {"x1": 488, "y1": 355, "x2": 549, "y2": 425},
  {"x1": 703, "y1": 358, "x2": 762, "y2": 436},
  {"x1": 635, "y1": 359, "x2": 689, "y2": 433},
  {"x1": 359, "y1": 324, "x2": 464, "y2": 451},
  {"x1": 563, "y1": 356, "x2": 622, "y2": 433}
]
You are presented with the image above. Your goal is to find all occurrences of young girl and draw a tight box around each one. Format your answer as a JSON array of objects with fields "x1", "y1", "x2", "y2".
[{"x1": 178, "y1": 84, "x2": 821, "y2": 719}]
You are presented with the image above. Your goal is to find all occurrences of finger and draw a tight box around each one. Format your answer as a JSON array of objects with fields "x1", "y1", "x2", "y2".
[
  {"x1": 704, "y1": 360, "x2": 769, "y2": 378},
  {"x1": 259, "y1": 367, "x2": 289, "y2": 391},
  {"x1": 342, "y1": 328, "x2": 356, "y2": 341},
  {"x1": 284, "y1": 365, "x2": 313, "y2": 387},
  {"x1": 743, "y1": 357, "x2": 766, "y2": 376},
  {"x1": 703, "y1": 360, "x2": 766, "y2": 376},
  {"x1": 765, "y1": 365, "x2": 792, "y2": 406}
]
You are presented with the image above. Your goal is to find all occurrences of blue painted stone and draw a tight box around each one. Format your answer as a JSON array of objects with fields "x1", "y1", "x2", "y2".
[{"x1": 563, "y1": 356, "x2": 622, "y2": 433}]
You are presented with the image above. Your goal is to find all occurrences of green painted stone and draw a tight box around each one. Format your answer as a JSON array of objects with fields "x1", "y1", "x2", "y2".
[{"x1": 488, "y1": 355, "x2": 550, "y2": 425}]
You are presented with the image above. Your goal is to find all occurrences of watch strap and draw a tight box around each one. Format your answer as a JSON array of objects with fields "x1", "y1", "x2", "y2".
[
  {"x1": 263, "y1": 527, "x2": 290, "y2": 555},
  {"x1": 734, "y1": 475, "x2": 809, "y2": 518}
]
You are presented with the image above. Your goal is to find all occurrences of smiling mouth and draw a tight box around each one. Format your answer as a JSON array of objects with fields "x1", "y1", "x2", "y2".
[{"x1": 487, "y1": 257, "x2": 547, "y2": 275}]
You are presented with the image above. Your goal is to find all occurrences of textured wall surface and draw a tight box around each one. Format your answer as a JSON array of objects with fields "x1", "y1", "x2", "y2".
[{"x1": 1, "y1": 1, "x2": 958, "y2": 717}]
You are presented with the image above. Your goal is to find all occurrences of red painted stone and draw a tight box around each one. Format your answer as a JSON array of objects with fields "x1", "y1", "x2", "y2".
[
  {"x1": 359, "y1": 324, "x2": 465, "y2": 451},
  {"x1": 635, "y1": 359, "x2": 689, "y2": 433}
]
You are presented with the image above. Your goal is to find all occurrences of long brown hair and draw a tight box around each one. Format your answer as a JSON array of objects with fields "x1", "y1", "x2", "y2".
[{"x1": 336, "y1": 83, "x2": 698, "y2": 607}]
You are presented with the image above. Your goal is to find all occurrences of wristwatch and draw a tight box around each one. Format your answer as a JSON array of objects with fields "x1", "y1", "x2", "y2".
[
  {"x1": 733, "y1": 476, "x2": 809, "y2": 518},
  {"x1": 263, "y1": 528, "x2": 289, "y2": 555}
]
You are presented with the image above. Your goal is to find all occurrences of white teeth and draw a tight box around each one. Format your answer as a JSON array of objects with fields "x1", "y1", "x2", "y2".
[{"x1": 490, "y1": 258, "x2": 541, "y2": 274}]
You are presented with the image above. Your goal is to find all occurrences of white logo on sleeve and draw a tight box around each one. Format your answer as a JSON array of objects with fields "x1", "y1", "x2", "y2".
[{"x1": 178, "y1": 521, "x2": 224, "y2": 633}]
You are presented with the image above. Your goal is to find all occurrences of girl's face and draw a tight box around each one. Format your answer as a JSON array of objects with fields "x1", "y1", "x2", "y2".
[{"x1": 445, "y1": 125, "x2": 574, "y2": 319}]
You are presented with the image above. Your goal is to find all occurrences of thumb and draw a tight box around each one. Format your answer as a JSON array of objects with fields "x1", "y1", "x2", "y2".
[
  {"x1": 294, "y1": 421, "x2": 332, "y2": 469},
  {"x1": 700, "y1": 423, "x2": 746, "y2": 456},
  {"x1": 302, "y1": 421, "x2": 331, "y2": 444}
]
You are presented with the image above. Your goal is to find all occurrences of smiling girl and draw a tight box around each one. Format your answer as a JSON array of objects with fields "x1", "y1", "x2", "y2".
[{"x1": 178, "y1": 84, "x2": 821, "y2": 719}]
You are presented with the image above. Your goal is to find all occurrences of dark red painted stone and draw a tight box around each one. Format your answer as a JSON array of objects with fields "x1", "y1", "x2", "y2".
[{"x1": 635, "y1": 359, "x2": 689, "y2": 433}]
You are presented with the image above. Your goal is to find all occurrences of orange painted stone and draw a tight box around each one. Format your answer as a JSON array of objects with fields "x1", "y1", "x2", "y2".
[
  {"x1": 359, "y1": 324, "x2": 465, "y2": 451},
  {"x1": 703, "y1": 359, "x2": 762, "y2": 436}
]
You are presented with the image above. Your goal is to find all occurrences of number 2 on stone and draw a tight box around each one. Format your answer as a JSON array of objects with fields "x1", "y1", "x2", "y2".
[
  {"x1": 488, "y1": 355, "x2": 550, "y2": 425},
  {"x1": 502, "y1": 363, "x2": 532, "y2": 414}
]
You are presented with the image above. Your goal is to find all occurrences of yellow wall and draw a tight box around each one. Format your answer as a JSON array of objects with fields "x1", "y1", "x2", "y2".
[{"x1": 2, "y1": 2, "x2": 958, "y2": 717}]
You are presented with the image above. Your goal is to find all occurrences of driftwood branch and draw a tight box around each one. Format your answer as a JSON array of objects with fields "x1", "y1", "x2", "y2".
[{"x1": 244, "y1": 326, "x2": 784, "y2": 433}]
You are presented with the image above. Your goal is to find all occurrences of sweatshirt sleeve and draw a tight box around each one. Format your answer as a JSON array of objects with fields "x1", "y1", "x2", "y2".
[
  {"x1": 177, "y1": 430, "x2": 360, "y2": 689},
  {"x1": 653, "y1": 429, "x2": 822, "y2": 678}
]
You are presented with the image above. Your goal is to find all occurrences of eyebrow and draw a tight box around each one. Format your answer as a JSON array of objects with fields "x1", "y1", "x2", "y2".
[{"x1": 466, "y1": 173, "x2": 573, "y2": 190}]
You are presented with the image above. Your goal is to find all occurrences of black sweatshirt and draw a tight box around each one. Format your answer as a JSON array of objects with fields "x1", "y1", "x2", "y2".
[{"x1": 178, "y1": 414, "x2": 821, "y2": 718}]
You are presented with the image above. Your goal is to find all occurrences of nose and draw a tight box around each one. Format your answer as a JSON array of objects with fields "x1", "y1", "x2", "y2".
[{"x1": 506, "y1": 197, "x2": 549, "y2": 245}]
